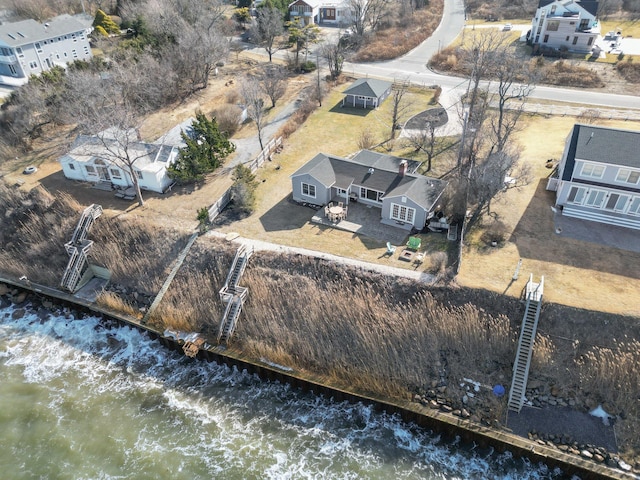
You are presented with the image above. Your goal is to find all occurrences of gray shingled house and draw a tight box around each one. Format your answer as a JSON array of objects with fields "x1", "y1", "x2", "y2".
[
  {"x1": 341, "y1": 78, "x2": 392, "y2": 109},
  {"x1": 0, "y1": 14, "x2": 92, "y2": 86},
  {"x1": 548, "y1": 124, "x2": 640, "y2": 230},
  {"x1": 291, "y1": 150, "x2": 447, "y2": 231}
]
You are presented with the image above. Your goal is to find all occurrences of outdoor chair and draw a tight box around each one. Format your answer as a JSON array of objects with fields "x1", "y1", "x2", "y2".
[
  {"x1": 338, "y1": 201, "x2": 344, "y2": 208},
  {"x1": 406, "y1": 236, "x2": 422, "y2": 251},
  {"x1": 386, "y1": 242, "x2": 396, "y2": 255}
]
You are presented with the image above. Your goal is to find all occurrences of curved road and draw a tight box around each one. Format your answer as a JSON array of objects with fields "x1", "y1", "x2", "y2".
[{"x1": 342, "y1": 0, "x2": 640, "y2": 111}]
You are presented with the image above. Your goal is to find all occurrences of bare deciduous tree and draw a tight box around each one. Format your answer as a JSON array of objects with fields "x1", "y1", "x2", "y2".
[
  {"x1": 347, "y1": 0, "x2": 390, "y2": 37},
  {"x1": 241, "y1": 77, "x2": 267, "y2": 150},
  {"x1": 249, "y1": 7, "x2": 285, "y2": 62},
  {"x1": 407, "y1": 121, "x2": 437, "y2": 171},
  {"x1": 389, "y1": 79, "x2": 411, "y2": 140},
  {"x1": 258, "y1": 64, "x2": 287, "y2": 108},
  {"x1": 322, "y1": 40, "x2": 345, "y2": 79},
  {"x1": 64, "y1": 68, "x2": 151, "y2": 206}
]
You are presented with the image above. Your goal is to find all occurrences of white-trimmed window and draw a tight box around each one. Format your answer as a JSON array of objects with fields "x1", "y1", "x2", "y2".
[
  {"x1": 35, "y1": 42, "x2": 42, "y2": 53},
  {"x1": 69, "y1": 163, "x2": 76, "y2": 170},
  {"x1": 135, "y1": 170, "x2": 144, "y2": 179},
  {"x1": 16, "y1": 47, "x2": 23, "y2": 58},
  {"x1": 604, "y1": 193, "x2": 629, "y2": 212},
  {"x1": 302, "y1": 182, "x2": 316, "y2": 197},
  {"x1": 110, "y1": 168, "x2": 122, "y2": 179},
  {"x1": 580, "y1": 163, "x2": 605, "y2": 178},
  {"x1": 585, "y1": 189, "x2": 606, "y2": 208},
  {"x1": 86, "y1": 165, "x2": 96, "y2": 174},
  {"x1": 616, "y1": 169, "x2": 640, "y2": 185},
  {"x1": 359, "y1": 187, "x2": 383, "y2": 202},
  {"x1": 391, "y1": 203, "x2": 415, "y2": 223},
  {"x1": 629, "y1": 198, "x2": 640, "y2": 216},
  {"x1": 567, "y1": 186, "x2": 587, "y2": 204}
]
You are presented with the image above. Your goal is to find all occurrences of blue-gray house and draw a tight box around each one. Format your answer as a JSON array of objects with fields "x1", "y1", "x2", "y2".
[
  {"x1": 548, "y1": 123, "x2": 640, "y2": 230},
  {"x1": 291, "y1": 150, "x2": 447, "y2": 231}
]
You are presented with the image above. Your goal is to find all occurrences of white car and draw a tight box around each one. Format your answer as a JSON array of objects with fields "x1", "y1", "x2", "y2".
[{"x1": 503, "y1": 23, "x2": 513, "y2": 31}]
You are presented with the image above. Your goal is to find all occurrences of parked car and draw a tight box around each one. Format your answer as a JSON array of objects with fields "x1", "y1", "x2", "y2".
[{"x1": 503, "y1": 23, "x2": 513, "y2": 31}]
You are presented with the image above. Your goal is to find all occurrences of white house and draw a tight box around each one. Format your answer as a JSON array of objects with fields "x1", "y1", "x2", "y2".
[
  {"x1": 288, "y1": 0, "x2": 352, "y2": 26},
  {"x1": 0, "y1": 14, "x2": 93, "y2": 86},
  {"x1": 530, "y1": 0, "x2": 599, "y2": 54}
]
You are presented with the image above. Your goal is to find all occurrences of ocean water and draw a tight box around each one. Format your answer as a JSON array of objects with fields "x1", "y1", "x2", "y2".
[{"x1": 0, "y1": 304, "x2": 562, "y2": 480}]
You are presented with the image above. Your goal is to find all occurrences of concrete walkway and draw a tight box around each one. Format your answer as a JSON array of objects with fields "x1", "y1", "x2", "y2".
[{"x1": 206, "y1": 231, "x2": 437, "y2": 284}]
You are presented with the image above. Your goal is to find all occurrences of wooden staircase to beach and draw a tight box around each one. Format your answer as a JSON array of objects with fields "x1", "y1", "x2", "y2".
[
  {"x1": 217, "y1": 245, "x2": 253, "y2": 345},
  {"x1": 508, "y1": 274, "x2": 544, "y2": 413},
  {"x1": 61, "y1": 204, "x2": 102, "y2": 293}
]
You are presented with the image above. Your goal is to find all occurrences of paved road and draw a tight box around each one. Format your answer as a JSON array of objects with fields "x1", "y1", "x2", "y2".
[{"x1": 340, "y1": 0, "x2": 640, "y2": 111}]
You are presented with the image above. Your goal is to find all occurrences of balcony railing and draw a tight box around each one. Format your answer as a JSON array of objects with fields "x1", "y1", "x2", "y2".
[{"x1": 0, "y1": 53, "x2": 17, "y2": 63}]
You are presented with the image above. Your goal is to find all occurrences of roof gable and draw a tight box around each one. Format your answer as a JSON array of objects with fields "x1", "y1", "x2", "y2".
[
  {"x1": 563, "y1": 124, "x2": 640, "y2": 179},
  {"x1": 343, "y1": 78, "x2": 392, "y2": 98},
  {"x1": 537, "y1": 0, "x2": 598, "y2": 17},
  {"x1": 292, "y1": 150, "x2": 447, "y2": 209}
]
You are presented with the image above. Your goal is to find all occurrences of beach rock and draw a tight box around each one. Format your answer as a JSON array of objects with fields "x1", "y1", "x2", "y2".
[
  {"x1": 413, "y1": 394, "x2": 421, "y2": 403},
  {"x1": 429, "y1": 400, "x2": 439, "y2": 409},
  {"x1": 537, "y1": 439, "x2": 546, "y2": 446},
  {"x1": 617, "y1": 459, "x2": 632, "y2": 471},
  {"x1": 462, "y1": 395, "x2": 468, "y2": 404},
  {"x1": 606, "y1": 458, "x2": 618, "y2": 468},
  {"x1": 440, "y1": 404, "x2": 453, "y2": 413},
  {"x1": 42, "y1": 300, "x2": 53, "y2": 309},
  {"x1": 461, "y1": 408, "x2": 470, "y2": 418},
  {"x1": 12, "y1": 292, "x2": 27, "y2": 304},
  {"x1": 452, "y1": 409, "x2": 461, "y2": 417},
  {"x1": 593, "y1": 454, "x2": 605, "y2": 463},
  {"x1": 580, "y1": 450, "x2": 593, "y2": 459},
  {"x1": 11, "y1": 308, "x2": 25, "y2": 319},
  {"x1": 550, "y1": 386, "x2": 560, "y2": 396},
  {"x1": 558, "y1": 445, "x2": 569, "y2": 452},
  {"x1": 437, "y1": 386, "x2": 447, "y2": 394},
  {"x1": 37, "y1": 308, "x2": 50, "y2": 321},
  {"x1": 0, "y1": 283, "x2": 8, "y2": 296}
]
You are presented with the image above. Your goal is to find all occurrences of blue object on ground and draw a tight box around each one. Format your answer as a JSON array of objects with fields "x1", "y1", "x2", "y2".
[{"x1": 493, "y1": 385, "x2": 505, "y2": 397}]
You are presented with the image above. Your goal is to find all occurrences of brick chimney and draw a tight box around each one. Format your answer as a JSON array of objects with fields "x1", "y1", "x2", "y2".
[{"x1": 399, "y1": 160, "x2": 407, "y2": 177}]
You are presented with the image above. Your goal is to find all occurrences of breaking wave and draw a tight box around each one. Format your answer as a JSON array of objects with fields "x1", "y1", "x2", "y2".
[{"x1": 0, "y1": 304, "x2": 562, "y2": 479}]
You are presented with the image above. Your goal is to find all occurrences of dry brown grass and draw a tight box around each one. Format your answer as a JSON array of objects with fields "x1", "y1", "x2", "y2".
[
  {"x1": 96, "y1": 291, "x2": 141, "y2": 319},
  {"x1": 429, "y1": 46, "x2": 604, "y2": 88},
  {"x1": 352, "y1": 1, "x2": 444, "y2": 62},
  {"x1": 459, "y1": 115, "x2": 640, "y2": 317},
  {"x1": 2, "y1": 182, "x2": 640, "y2": 459}
]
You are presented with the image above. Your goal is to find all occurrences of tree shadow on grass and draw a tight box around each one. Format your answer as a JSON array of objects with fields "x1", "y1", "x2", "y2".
[{"x1": 510, "y1": 178, "x2": 640, "y2": 279}]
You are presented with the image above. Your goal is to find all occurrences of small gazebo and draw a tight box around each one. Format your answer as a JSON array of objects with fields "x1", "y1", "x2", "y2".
[{"x1": 342, "y1": 78, "x2": 392, "y2": 109}]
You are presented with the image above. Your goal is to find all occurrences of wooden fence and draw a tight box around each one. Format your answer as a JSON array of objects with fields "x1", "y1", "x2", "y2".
[
  {"x1": 244, "y1": 136, "x2": 283, "y2": 173},
  {"x1": 207, "y1": 136, "x2": 284, "y2": 221}
]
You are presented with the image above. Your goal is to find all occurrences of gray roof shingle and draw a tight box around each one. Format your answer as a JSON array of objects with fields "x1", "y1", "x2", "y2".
[
  {"x1": 568, "y1": 124, "x2": 640, "y2": 176},
  {"x1": 291, "y1": 151, "x2": 446, "y2": 209},
  {"x1": 343, "y1": 78, "x2": 392, "y2": 98},
  {"x1": 0, "y1": 14, "x2": 88, "y2": 47}
]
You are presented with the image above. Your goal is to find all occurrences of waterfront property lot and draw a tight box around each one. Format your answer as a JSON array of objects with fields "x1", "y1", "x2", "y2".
[{"x1": 458, "y1": 115, "x2": 640, "y2": 316}]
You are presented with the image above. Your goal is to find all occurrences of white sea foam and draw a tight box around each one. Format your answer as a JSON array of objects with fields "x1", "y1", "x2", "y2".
[{"x1": 0, "y1": 304, "x2": 561, "y2": 479}]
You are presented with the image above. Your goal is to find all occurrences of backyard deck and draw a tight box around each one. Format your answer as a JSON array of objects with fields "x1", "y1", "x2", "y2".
[{"x1": 311, "y1": 201, "x2": 409, "y2": 245}]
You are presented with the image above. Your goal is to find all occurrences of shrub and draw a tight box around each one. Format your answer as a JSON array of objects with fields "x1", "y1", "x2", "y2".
[
  {"x1": 230, "y1": 164, "x2": 258, "y2": 214},
  {"x1": 357, "y1": 129, "x2": 376, "y2": 150},
  {"x1": 93, "y1": 9, "x2": 120, "y2": 35},
  {"x1": 94, "y1": 25, "x2": 109, "y2": 37},
  {"x1": 430, "y1": 86, "x2": 442, "y2": 105},
  {"x1": 213, "y1": 104, "x2": 242, "y2": 137},
  {"x1": 616, "y1": 59, "x2": 640, "y2": 83},
  {"x1": 299, "y1": 61, "x2": 316, "y2": 73}
]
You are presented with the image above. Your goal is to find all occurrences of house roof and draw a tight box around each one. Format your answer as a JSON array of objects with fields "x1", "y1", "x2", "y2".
[
  {"x1": 350, "y1": 150, "x2": 421, "y2": 174},
  {"x1": 152, "y1": 117, "x2": 195, "y2": 147},
  {"x1": 537, "y1": 0, "x2": 599, "y2": 17},
  {"x1": 343, "y1": 78, "x2": 392, "y2": 98},
  {"x1": 288, "y1": 0, "x2": 321, "y2": 8},
  {"x1": 61, "y1": 135, "x2": 178, "y2": 174},
  {"x1": 0, "y1": 14, "x2": 88, "y2": 48},
  {"x1": 291, "y1": 151, "x2": 446, "y2": 209},
  {"x1": 562, "y1": 124, "x2": 640, "y2": 180}
]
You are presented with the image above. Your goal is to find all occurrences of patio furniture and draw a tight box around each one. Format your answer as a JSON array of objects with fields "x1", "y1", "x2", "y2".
[
  {"x1": 328, "y1": 205, "x2": 344, "y2": 223},
  {"x1": 386, "y1": 242, "x2": 396, "y2": 255},
  {"x1": 399, "y1": 249, "x2": 415, "y2": 261},
  {"x1": 406, "y1": 236, "x2": 422, "y2": 251},
  {"x1": 338, "y1": 201, "x2": 344, "y2": 208}
]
